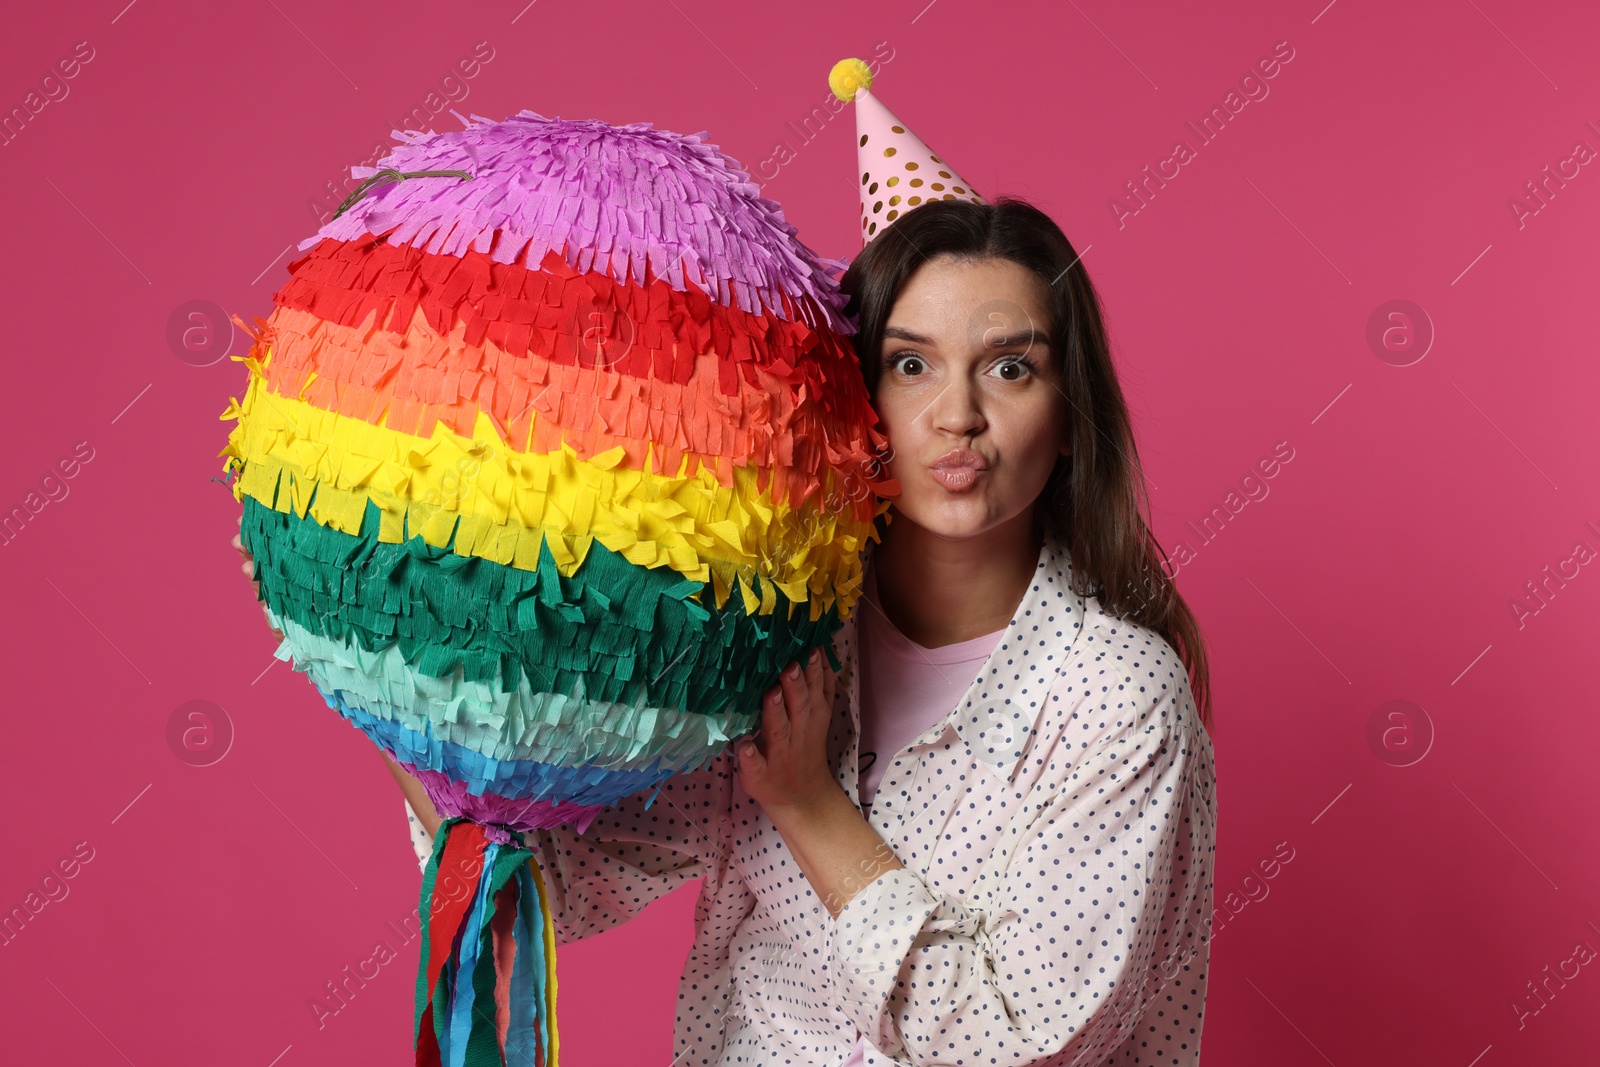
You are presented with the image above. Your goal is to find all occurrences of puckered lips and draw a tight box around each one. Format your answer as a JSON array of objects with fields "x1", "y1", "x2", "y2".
[{"x1": 928, "y1": 447, "x2": 990, "y2": 491}]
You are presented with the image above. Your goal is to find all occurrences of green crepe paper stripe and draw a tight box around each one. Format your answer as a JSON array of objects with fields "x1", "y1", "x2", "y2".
[
  {"x1": 240, "y1": 494, "x2": 845, "y2": 721},
  {"x1": 269, "y1": 611, "x2": 758, "y2": 771}
]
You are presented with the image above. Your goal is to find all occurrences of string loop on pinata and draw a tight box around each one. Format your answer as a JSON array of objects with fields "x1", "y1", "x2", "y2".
[{"x1": 332, "y1": 168, "x2": 476, "y2": 222}]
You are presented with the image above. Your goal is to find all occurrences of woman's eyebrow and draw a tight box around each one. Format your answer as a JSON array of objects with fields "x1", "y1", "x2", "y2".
[
  {"x1": 882, "y1": 325, "x2": 935, "y2": 346},
  {"x1": 882, "y1": 324, "x2": 1055, "y2": 350},
  {"x1": 982, "y1": 327, "x2": 1055, "y2": 350}
]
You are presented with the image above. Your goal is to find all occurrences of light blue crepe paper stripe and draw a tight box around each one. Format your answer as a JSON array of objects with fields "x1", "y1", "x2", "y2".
[
  {"x1": 323, "y1": 688, "x2": 681, "y2": 806},
  {"x1": 269, "y1": 611, "x2": 755, "y2": 772}
]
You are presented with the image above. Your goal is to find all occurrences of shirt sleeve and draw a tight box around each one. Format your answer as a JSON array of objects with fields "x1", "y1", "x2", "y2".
[
  {"x1": 828, "y1": 696, "x2": 1216, "y2": 1066},
  {"x1": 402, "y1": 750, "x2": 744, "y2": 947}
]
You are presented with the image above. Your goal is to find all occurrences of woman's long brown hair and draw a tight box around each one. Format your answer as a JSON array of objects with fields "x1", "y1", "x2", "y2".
[{"x1": 838, "y1": 195, "x2": 1214, "y2": 732}]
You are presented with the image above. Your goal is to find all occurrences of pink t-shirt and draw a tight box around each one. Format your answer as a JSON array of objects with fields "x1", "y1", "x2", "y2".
[{"x1": 855, "y1": 565, "x2": 1008, "y2": 815}]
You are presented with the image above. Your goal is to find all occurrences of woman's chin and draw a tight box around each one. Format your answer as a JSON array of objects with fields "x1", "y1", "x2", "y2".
[{"x1": 889, "y1": 499, "x2": 1003, "y2": 542}]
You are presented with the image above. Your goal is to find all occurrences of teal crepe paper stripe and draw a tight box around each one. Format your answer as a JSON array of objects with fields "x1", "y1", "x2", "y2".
[
  {"x1": 271, "y1": 612, "x2": 752, "y2": 772},
  {"x1": 239, "y1": 492, "x2": 843, "y2": 721}
]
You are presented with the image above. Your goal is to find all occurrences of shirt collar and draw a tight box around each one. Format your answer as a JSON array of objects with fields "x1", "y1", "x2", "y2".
[{"x1": 832, "y1": 532, "x2": 1088, "y2": 793}]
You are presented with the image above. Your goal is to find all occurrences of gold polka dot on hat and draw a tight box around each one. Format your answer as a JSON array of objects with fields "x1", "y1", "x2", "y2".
[{"x1": 829, "y1": 57, "x2": 986, "y2": 245}]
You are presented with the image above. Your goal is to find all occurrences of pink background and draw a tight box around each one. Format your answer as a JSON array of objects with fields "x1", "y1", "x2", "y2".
[{"x1": 3, "y1": 1, "x2": 1597, "y2": 1063}]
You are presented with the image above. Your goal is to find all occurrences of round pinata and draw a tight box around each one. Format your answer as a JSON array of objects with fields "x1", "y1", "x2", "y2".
[{"x1": 218, "y1": 110, "x2": 896, "y2": 1064}]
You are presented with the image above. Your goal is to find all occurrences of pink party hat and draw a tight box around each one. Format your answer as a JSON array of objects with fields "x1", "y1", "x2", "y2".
[{"x1": 829, "y1": 58, "x2": 985, "y2": 245}]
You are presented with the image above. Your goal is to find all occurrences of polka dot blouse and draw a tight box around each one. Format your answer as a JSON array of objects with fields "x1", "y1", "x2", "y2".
[{"x1": 405, "y1": 533, "x2": 1218, "y2": 1065}]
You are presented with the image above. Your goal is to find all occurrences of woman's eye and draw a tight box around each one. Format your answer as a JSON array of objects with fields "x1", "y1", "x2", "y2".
[
  {"x1": 885, "y1": 352, "x2": 924, "y2": 376},
  {"x1": 991, "y1": 356, "x2": 1038, "y2": 381},
  {"x1": 884, "y1": 352, "x2": 1039, "y2": 380}
]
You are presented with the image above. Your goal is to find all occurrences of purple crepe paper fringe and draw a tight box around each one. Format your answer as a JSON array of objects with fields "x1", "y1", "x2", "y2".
[
  {"x1": 307, "y1": 110, "x2": 856, "y2": 337},
  {"x1": 410, "y1": 764, "x2": 607, "y2": 837}
]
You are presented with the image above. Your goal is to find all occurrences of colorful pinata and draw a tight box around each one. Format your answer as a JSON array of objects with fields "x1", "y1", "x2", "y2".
[{"x1": 219, "y1": 110, "x2": 896, "y2": 1065}]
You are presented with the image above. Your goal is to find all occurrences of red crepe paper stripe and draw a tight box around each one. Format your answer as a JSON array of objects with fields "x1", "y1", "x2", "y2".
[{"x1": 274, "y1": 234, "x2": 865, "y2": 393}]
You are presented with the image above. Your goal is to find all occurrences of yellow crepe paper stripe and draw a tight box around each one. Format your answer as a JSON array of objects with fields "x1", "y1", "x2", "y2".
[{"x1": 220, "y1": 355, "x2": 882, "y2": 618}]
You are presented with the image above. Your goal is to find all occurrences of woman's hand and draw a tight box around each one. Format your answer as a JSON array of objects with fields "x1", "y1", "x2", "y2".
[
  {"x1": 734, "y1": 646, "x2": 904, "y2": 918},
  {"x1": 735, "y1": 647, "x2": 840, "y2": 820},
  {"x1": 231, "y1": 527, "x2": 284, "y2": 643}
]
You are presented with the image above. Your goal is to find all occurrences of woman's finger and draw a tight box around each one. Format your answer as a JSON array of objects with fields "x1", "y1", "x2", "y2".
[
  {"x1": 803, "y1": 648, "x2": 825, "y2": 714},
  {"x1": 735, "y1": 732, "x2": 763, "y2": 776},
  {"x1": 761, "y1": 681, "x2": 791, "y2": 749},
  {"x1": 778, "y1": 658, "x2": 810, "y2": 726}
]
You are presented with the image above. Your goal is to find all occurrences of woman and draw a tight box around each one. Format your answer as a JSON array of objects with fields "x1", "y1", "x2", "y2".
[{"x1": 386, "y1": 194, "x2": 1218, "y2": 1066}]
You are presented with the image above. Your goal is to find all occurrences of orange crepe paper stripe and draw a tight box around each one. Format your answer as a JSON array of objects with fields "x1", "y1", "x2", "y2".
[{"x1": 244, "y1": 301, "x2": 890, "y2": 507}]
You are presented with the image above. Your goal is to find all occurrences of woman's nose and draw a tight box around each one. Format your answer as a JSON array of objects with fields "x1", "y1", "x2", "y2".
[{"x1": 926, "y1": 379, "x2": 985, "y2": 436}]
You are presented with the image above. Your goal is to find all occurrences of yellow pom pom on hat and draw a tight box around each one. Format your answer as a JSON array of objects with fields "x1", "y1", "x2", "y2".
[{"x1": 828, "y1": 57, "x2": 985, "y2": 245}]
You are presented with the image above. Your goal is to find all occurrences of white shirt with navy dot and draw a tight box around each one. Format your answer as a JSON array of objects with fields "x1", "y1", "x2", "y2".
[{"x1": 406, "y1": 534, "x2": 1218, "y2": 1065}]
